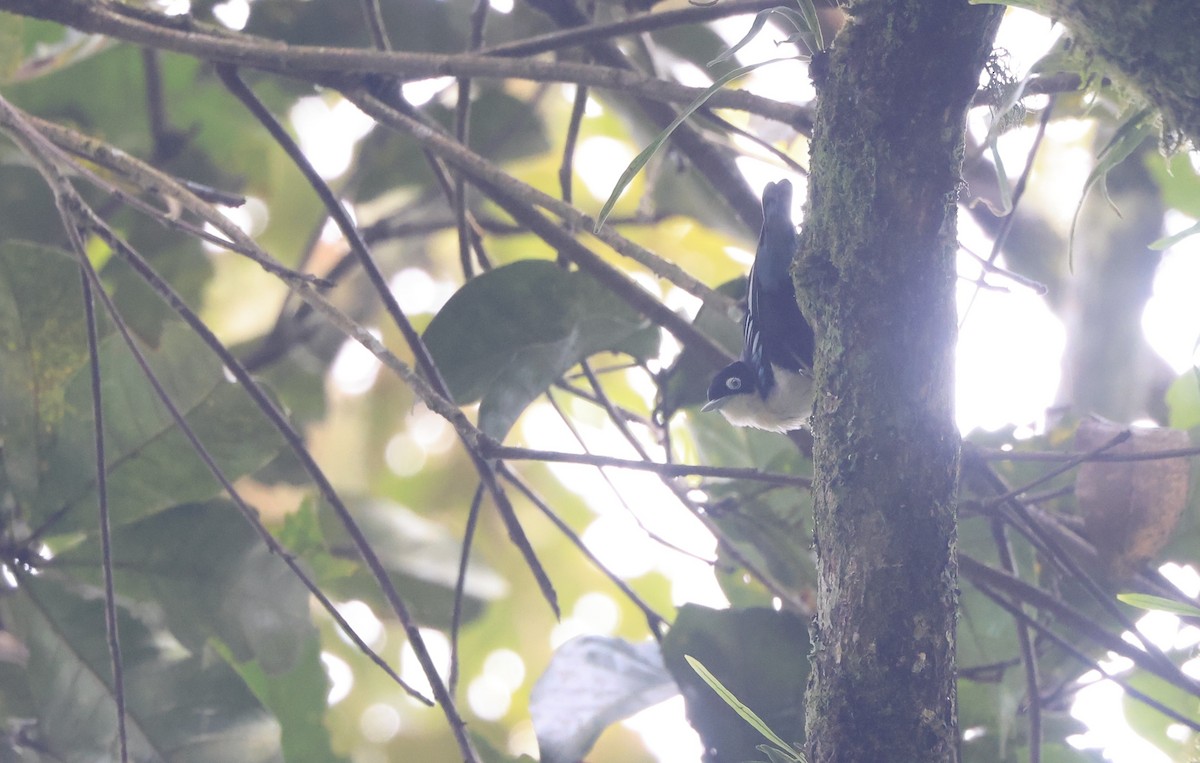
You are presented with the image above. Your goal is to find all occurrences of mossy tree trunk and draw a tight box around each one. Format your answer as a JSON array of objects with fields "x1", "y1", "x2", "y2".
[
  {"x1": 1047, "y1": 0, "x2": 1200, "y2": 146},
  {"x1": 796, "y1": 2, "x2": 1002, "y2": 761}
]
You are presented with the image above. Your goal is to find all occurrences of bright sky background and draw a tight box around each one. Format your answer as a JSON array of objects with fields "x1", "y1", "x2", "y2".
[{"x1": 266, "y1": 4, "x2": 1200, "y2": 761}]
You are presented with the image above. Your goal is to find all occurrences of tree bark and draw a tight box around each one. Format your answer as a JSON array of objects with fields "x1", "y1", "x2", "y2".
[{"x1": 796, "y1": 2, "x2": 1002, "y2": 762}]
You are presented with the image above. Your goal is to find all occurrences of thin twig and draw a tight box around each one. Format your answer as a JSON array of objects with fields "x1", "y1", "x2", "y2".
[
  {"x1": 481, "y1": 0, "x2": 789, "y2": 59},
  {"x1": 961, "y1": 96, "x2": 1055, "y2": 325},
  {"x1": 971, "y1": 442, "x2": 1200, "y2": 463},
  {"x1": 560, "y1": 83, "x2": 589, "y2": 204},
  {"x1": 449, "y1": 484, "x2": 485, "y2": 697},
  {"x1": 80, "y1": 272, "x2": 129, "y2": 763},
  {"x1": 481, "y1": 441, "x2": 811, "y2": 486},
  {"x1": 981, "y1": 429, "x2": 1130, "y2": 507}
]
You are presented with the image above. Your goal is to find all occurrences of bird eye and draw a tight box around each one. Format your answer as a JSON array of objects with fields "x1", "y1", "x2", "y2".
[{"x1": 726, "y1": 377, "x2": 742, "y2": 391}]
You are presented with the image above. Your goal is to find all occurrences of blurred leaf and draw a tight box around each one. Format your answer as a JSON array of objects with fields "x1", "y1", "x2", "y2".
[
  {"x1": 1165, "y1": 371, "x2": 1200, "y2": 429},
  {"x1": 1146, "y1": 151, "x2": 1200, "y2": 219},
  {"x1": 423, "y1": 260, "x2": 657, "y2": 438},
  {"x1": 1067, "y1": 107, "x2": 1156, "y2": 268},
  {"x1": 1122, "y1": 667, "x2": 1200, "y2": 761},
  {"x1": 0, "y1": 242, "x2": 90, "y2": 509},
  {"x1": 318, "y1": 498, "x2": 507, "y2": 629},
  {"x1": 662, "y1": 605, "x2": 808, "y2": 762},
  {"x1": 224, "y1": 634, "x2": 345, "y2": 763},
  {"x1": 3, "y1": 574, "x2": 283, "y2": 762},
  {"x1": 31, "y1": 322, "x2": 285, "y2": 534},
  {"x1": 530, "y1": 635, "x2": 677, "y2": 763},
  {"x1": 1150, "y1": 218, "x2": 1200, "y2": 250},
  {"x1": 52, "y1": 500, "x2": 312, "y2": 674},
  {"x1": 0, "y1": 13, "x2": 23, "y2": 81},
  {"x1": 1117, "y1": 593, "x2": 1200, "y2": 617}
]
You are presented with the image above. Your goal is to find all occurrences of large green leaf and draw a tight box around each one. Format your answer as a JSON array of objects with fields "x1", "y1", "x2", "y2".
[
  {"x1": 31, "y1": 322, "x2": 285, "y2": 534},
  {"x1": 50, "y1": 501, "x2": 311, "y2": 674},
  {"x1": 423, "y1": 260, "x2": 658, "y2": 438},
  {"x1": 2, "y1": 574, "x2": 283, "y2": 762},
  {"x1": 0, "y1": 242, "x2": 90, "y2": 510}
]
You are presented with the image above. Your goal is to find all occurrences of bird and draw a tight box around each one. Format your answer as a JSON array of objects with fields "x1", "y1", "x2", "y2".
[{"x1": 702, "y1": 179, "x2": 815, "y2": 432}]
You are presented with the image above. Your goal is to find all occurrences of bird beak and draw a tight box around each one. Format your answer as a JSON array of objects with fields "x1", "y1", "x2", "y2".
[{"x1": 701, "y1": 398, "x2": 727, "y2": 413}]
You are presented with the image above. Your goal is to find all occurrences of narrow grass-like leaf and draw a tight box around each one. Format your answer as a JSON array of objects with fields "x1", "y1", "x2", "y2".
[
  {"x1": 1067, "y1": 107, "x2": 1156, "y2": 269},
  {"x1": 684, "y1": 654, "x2": 804, "y2": 759},
  {"x1": 987, "y1": 134, "x2": 1013, "y2": 216},
  {"x1": 1118, "y1": 593, "x2": 1200, "y2": 617},
  {"x1": 596, "y1": 57, "x2": 795, "y2": 230},
  {"x1": 791, "y1": 0, "x2": 825, "y2": 53},
  {"x1": 1150, "y1": 218, "x2": 1200, "y2": 250},
  {"x1": 708, "y1": 9, "x2": 773, "y2": 66}
]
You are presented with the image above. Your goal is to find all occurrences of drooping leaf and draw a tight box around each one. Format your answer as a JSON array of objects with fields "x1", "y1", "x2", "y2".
[
  {"x1": 530, "y1": 635, "x2": 677, "y2": 763},
  {"x1": 423, "y1": 260, "x2": 657, "y2": 438},
  {"x1": 3, "y1": 574, "x2": 284, "y2": 762},
  {"x1": 1067, "y1": 108, "x2": 1157, "y2": 269},
  {"x1": 31, "y1": 322, "x2": 286, "y2": 534}
]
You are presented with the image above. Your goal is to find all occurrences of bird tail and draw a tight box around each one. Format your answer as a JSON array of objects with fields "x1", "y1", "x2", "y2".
[{"x1": 757, "y1": 180, "x2": 797, "y2": 283}]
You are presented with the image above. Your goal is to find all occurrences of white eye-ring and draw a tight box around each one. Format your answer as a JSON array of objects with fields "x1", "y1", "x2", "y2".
[{"x1": 726, "y1": 377, "x2": 743, "y2": 391}]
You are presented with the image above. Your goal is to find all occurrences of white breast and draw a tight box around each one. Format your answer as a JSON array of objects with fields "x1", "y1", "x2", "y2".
[{"x1": 717, "y1": 366, "x2": 814, "y2": 433}]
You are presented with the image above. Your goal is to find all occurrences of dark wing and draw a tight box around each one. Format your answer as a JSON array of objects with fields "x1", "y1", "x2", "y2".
[{"x1": 744, "y1": 180, "x2": 815, "y2": 395}]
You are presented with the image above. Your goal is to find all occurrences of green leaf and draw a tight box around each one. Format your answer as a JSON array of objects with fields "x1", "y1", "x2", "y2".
[
  {"x1": 423, "y1": 260, "x2": 657, "y2": 438},
  {"x1": 3, "y1": 574, "x2": 284, "y2": 762},
  {"x1": 662, "y1": 605, "x2": 808, "y2": 762},
  {"x1": 685, "y1": 656, "x2": 802, "y2": 760},
  {"x1": 0, "y1": 242, "x2": 90, "y2": 509},
  {"x1": 596, "y1": 57, "x2": 797, "y2": 230},
  {"x1": 31, "y1": 322, "x2": 286, "y2": 534},
  {"x1": 223, "y1": 634, "x2": 345, "y2": 763},
  {"x1": 51, "y1": 500, "x2": 312, "y2": 674},
  {"x1": 790, "y1": 0, "x2": 825, "y2": 54},
  {"x1": 1164, "y1": 370, "x2": 1200, "y2": 430},
  {"x1": 1067, "y1": 108, "x2": 1157, "y2": 269},
  {"x1": 1116, "y1": 593, "x2": 1200, "y2": 617},
  {"x1": 708, "y1": 10, "x2": 773, "y2": 66},
  {"x1": 1149, "y1": 217, "x2": 1200, "y2": 250}
]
